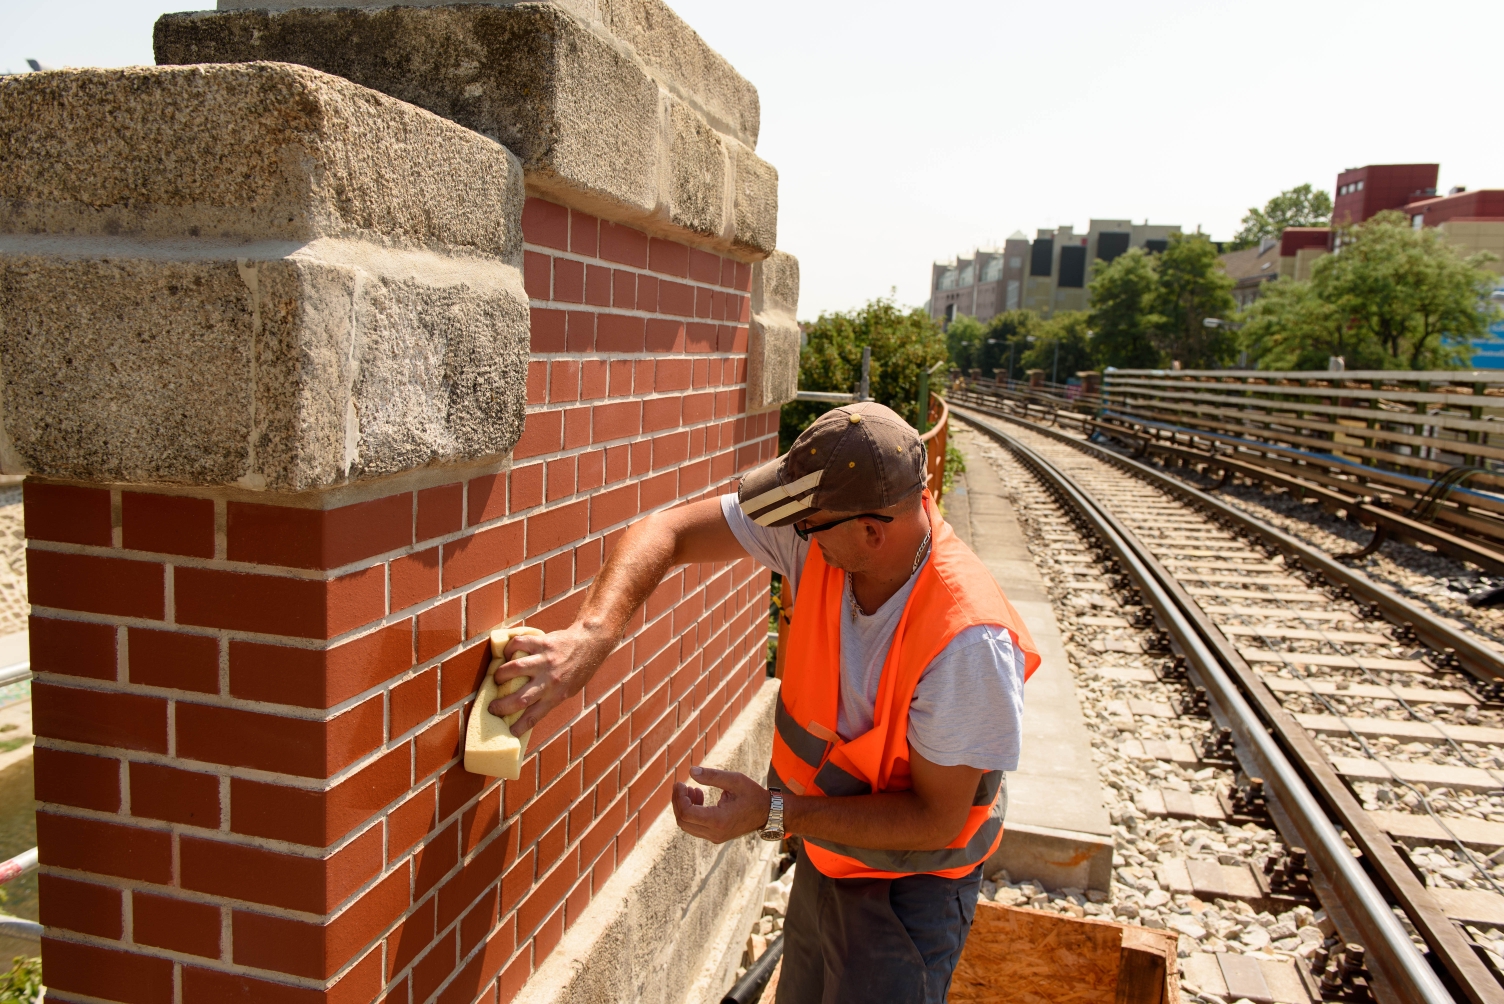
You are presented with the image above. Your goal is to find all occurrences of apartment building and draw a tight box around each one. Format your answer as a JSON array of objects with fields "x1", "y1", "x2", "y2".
[{"x1": 930, "y1": 219, "x2": 1180, "y2": 324}]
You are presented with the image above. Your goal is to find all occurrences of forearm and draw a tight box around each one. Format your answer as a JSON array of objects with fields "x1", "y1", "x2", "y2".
[
  {"x1": 573, "y1": 515, "x2": 680, "y2": 643},
  {"x1": 784, "y1": 791, "x2": 968, "y2": 851}
]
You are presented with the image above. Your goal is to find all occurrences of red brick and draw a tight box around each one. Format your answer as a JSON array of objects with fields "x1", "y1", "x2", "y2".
[
  {"x1": 387, "y1": 668, "x2": 436, "y2": 740},
  {"x1": 585, "y1": 264, "x2": 611, "y2": 307},
  {"x1": 183, "y1": 951, "x2": 383, "y2": 1004},
  {"x1": 391, "y1": 899, "x2": 441, "y2": 984},
  {"x1": 566, "y1": 309, "x2": 595, "y2": 352},
  {"x1": 591, "y1": 401, "x2": 640, "y2": 444},
  {"x1": 134, "y1": 890, "x2": 221, "y2": 958},
  {"x1": 460, "y1": 884, "x2": 500, "y2": 957},
  {"x1": 28, "y1": 615, "x2": 114, "y2": 681},
  {"x1": 507, "y1": 563, "x2": 543, "y2": 617},
  {"x1": 563, "y1": 406, "x2": 591, "y2": 450},
  {"x1": 654, "y1": 359, "x2": 692, "y2": 392},
  {"x1": 234, "y1": 865, "x2": 411, "y2": 979},
  {"x1": 545, "y1": 458, "x2": 576, "y2": 503},
  {"x1": 634, "y1": 359, "x2": 654, "y2": 394},
  {"x1": 417, "y1": 597, "x2": 462, "y2": 664},
  {"x1": 570, "y1": 211, "x2": 599, "y2": 256},
  {"x1": 596, "y1": 313, "x2": 644, "y2": 353},
  {"x1": 413, "y1": 823, "x2": 459, "y2": 898},
  {"x1": 644, "y1": 317, "x2": 684, "y2": 353},
  {"x1": 461, "y1": 786, "x2": 504, "y2": 855},
  {"x1": 516, "y1": 856, "x2": 576, "y2": 940},
  {"x1": 33, "y1": 681, "x2": 166, "y2": 753},
  {"x1": 228, "y1": 493, "x2": 411, "y2": 569},
  {"x1": 608, "y1": 360, "x2": 633, "y2": 397},
  {"x1": 176, "y1": 565, "x2": 384, "y2": 640},
  {"x1": 33, "y1": 747, "x2": 119, "y2": 812},
  {"x1": 523, "y1": 250, "x2": 551, "y2": 299},
  {"x1": 504, "y1": 464, "x2": 541, "y2": 516},
  {"x1": 468, "y1": 472, "x2": 508, "y2": 526},
  {"x1": 683, "y1": 391, "x2": 715, "y2": 424},
  {"x1": 418, "y1": 483, "x2": 464, "y2": 542},
  {"x1": 39, "y1": 874, "x2": 122, "y2": 939},
  {"x1": 552, "y1": 257, "x2": 584, "y2": 303},
  {"x1": 648, "y1": 237, "x2": 689, "y2": 277},
  {"x1": 120, "y1": 491, "x2": 214, "y2": 558},
  {"x1": 546, "y1": 360, "x2": 579, "y2": 404},
  {"x1": 587, "y1": 484, "x2": 636, "y2": 534},
  {"x1": 28, "y1": 548, "x2": 163, "y2": 619},
  {"x1": 577, "y1": 451, "x2": 604, "y2": 493},
  {"x1": 599, "y1": 220, "x2": 648, "y2": 267},
  {"x1": 127, "y1": 627, "x2": 217, "y2": 693},
  {"x1": 177, "y1": 697, "x2": 382, "y2": 778},
  {"x1": 530, "y1": 307, "x2": 566, "y2": 352},
  {"x1": 130, "y1": 761, "x2": 219, "y2": 827},
  {"x1": 686, "y1": 321, "x2": 716, "y2": 352},
  {"x1": 389, "y1": 784, "x2": 438, "y2": 862},
  {"x1": 542, "y1": 551, "x2": 572, "y2": 600},
  {"x1": 182, "y1": 826, "x2": 382, "y2": 912},
  {"x1": 38, "y1": 811, "x2": 171, "y2": 882},
  {"x1": 521, "y1": 198, "x2": 568, "y2": 251},
  {"x1": 389, "y1": 548, "x2": 439, "y2": 614},
  {"x1": 735, "y1": 261, "x2": 752, "y2": 291},
  {"x1": 42, "y1": 937, "x2": 174, "y2": 1004},
  {"x1": 639, "y1": 470, "x2": 679, "y2": 511},
  {"x1": 519, "y1": 765, "x2": 581, "y2": 846},
  {"x1": 527, "y1": 359, "x2": 548, "y2": 405},
  {"x1": 231, "y1": 622, "x2": 412, "y2": 709},
  {"x1": 636, "y1": 273, "x2": 659, "y2": 312},
  {"x1": 659, "y1": 280, "x2": 694, "y2": 317},
  {"x1": 525, "y1": 500, "x2": 587, "y2": 560},
  {"x1": 467, "y1": 579, "x2": 507, "y2": 639},
  {"x1": 535, "y1": 816, "x2": 567, "y2": 873},
  {"x1": 513, "y1": 410, "x2": 562, "y2": 460},
  {"x1": 23, "y1": 482, "x2": 112, "y2": 546},
  {"x1": 440, "y1": 639, "x2": 492, "y2": 711},
  {"x1": 580, "y1": 360, "x2": 608, "y2": 400},
  {"x1": 443, "y1": 522, "x2": 524, "y2": 591},
  {"x1": 689, "y1": 248, "x2": 721, "y2": 285},
  {"x1": 415, "y1": 712, "x2": 462, "y2": 780},
  {"x1": 231, "y1": 746, "x2": 409, "y2": 848},
  {"x1": 643, "y1": 397, "x2": 681, "y2": 433}
]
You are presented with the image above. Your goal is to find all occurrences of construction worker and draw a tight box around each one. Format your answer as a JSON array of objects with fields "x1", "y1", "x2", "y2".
[{"x1": 492, "y1": 402, "x2": 1038, "y2": 1004}]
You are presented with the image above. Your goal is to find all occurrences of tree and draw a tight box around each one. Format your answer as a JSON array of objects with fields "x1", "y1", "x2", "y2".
[
  {"x1": 782, "y1": 298, "x2": 948, "y2": 449},
  {"x1": 1230, "y1": 183, "x2": 1333, "y2": 250},
  {"x1": 1151, "y1": 233, "x2": 1238, "y2": 368},
  {"x1": 1311, "y1": 211, "x2": 1499, "y2": 369},
  {"x1": 978, "y1": 310, "x2": 1042, "y2": 380},
  {"x1": 1021, "y1": 312, "x2": 1095, "y2": 382},
  {"x1": 1238, "y1": 277, "x2": 1382, "y2": 371},
  {"x1": 944, "y1": 314, "x2": 986, "y2": 373},
  {"x1": 1088, "y1": 248, "x2": 1162, "y2": 369}
]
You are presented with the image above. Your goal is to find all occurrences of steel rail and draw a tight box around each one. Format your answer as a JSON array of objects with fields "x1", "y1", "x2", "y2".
[
  {"x1": 952, "y1": 392, "x2": 1504, "y2": 686},
  {"x1": 957, "y1": 407, "x2": 1469, "y2": 1004}
]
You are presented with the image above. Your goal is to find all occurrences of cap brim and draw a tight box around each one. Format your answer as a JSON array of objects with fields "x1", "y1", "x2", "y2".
[{"x1": 738, "y1": 456, "x2": 822, "y2": 528}]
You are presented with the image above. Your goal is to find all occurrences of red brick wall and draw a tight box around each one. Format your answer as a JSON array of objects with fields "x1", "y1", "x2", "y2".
[{"x1": 30, "y1": 196, "x2": 779, "y2": 1003}]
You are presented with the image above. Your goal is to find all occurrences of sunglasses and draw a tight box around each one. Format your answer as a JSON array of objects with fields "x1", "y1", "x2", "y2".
[{"x1": 794, "y1": 513, "x2": 894, "y2": 541}]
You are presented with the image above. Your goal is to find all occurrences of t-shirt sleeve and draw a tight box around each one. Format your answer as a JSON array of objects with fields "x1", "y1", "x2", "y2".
[
  {"x1": 719, "y1": 493, "x2": 809, "y2": 591},
  {"x1": 906, "y1": 623, "x2": 1027, "y2": 772}
]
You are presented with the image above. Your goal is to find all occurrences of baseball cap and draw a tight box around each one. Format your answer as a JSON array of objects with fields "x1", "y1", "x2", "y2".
[{"x1": 737, "y1": 402, "x2": 927, "y2": 527}]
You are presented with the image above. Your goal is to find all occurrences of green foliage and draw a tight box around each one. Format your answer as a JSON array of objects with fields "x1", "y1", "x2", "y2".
[
  {"x1": 1230, "y1": 184, "x2": 1333, "y2": 250},
  {"x1": 1021, "y1": 312, "x2": 1094, "y2": 382},
  {"x1": 781, "y1": 298, "x2": 948, "y2": 449},
  {"x1": 941, "y1": 441, "x2": 965, "y2": 496},
  {"x1": 977, "y1": 310, "x2": 1043, "y2": 380},
  {"x1": 1241, "y1": 211, "x2": 1501, "y2": 370},
  {"x1": 1088, "y1": 249, "x2": 1162, "y2": 369},
  {"x1": 0, "y1": 956, "x2": 40, "y2": 1003},
  {"x1": 943, "y1": 314, "x2": 987, "y2": 373},
  {"x1": 1152, "y1": 233, "x2": 1239, "y2": 368}
]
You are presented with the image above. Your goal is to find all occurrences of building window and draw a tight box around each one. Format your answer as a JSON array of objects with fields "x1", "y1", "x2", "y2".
[
  {"x1": 1058, "y1": 246, "x2": 1087, "y2": 288},
  {"x1": 1006, "y1": 280, "x2": 1019, "y2": 311},
  {"x1": 1412, "y1": 214, "x2": 1424, "y2": 229},
  {"x1": 944, "y1": 303, "x2": 956, "y2": 322},
  {"x1": 1144, "y1": 239, "x2": 1168, "y2": 254},
  {"x1": 937, "y1": 269, "x2": 957, "y2": 290},
  {"x1": 1096, "y1": 232, "x2": 1130, "y2": 262},
  {"x1": 1029, "y1": 239, "x2": 1054, "y2": 277},
  {"x1": 958, "y1": 265, "x2": 974, "y2": 287},
  {"x1": 981, "y1": 258, "x2": 1003, "y2": 283}
]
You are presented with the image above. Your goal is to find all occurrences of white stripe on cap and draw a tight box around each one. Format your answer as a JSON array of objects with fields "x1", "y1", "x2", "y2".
[
  {"x1": 741, "y1": 469, "x2": 822, "y2": 515},
  {"x1": 754, "y1": 495, "x2": 816, "y2": 526}
]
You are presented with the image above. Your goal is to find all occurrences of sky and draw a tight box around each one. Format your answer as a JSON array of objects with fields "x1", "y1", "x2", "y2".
[{"x1": 6, "y1": 0, "x2": 1501, "y2": 319}]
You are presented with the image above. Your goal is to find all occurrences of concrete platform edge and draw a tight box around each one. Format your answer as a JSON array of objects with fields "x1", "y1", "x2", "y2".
[{"x1": 987, "y1": 821, "x2": 1115, "y2": 893}]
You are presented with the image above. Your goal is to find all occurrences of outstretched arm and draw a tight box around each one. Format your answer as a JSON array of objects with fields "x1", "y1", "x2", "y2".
[
  {"x1": 672, "y1": 751, "x2": 985, "y2": 851},
  {"x1": 489, "y1": 496, "x2": 749, "y2": 734}
]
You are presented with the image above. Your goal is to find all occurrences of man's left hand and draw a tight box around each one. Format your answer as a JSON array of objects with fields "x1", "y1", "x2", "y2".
[{"x1": 672, "y1": 767, "x2": 772, "y2": 844}]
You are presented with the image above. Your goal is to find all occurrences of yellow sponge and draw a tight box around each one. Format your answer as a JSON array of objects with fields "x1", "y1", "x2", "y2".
[{"x1": 464, "y1": 625, "x2": 545, "y2": 779}]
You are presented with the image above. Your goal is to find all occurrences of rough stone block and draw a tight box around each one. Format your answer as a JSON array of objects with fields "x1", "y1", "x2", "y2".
[
  {"x1": 0, "y1": 64, "x2": 529, "y2": 490},
  {"x1": 155, "y1": 0, "x2": 778, "y2": 258},
  {"x1": 747, "y1": 251, "x2": 800, "y2": 413}
]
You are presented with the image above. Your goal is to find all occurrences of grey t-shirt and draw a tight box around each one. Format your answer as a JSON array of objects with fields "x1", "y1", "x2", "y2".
[{"x1": 720, "y1": 495, "x2": 1027, "y2": 771}]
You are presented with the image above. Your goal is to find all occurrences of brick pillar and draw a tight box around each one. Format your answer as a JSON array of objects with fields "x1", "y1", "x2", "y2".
[{"x1": 3, "y1": 14, "x2": 797, "y2": 999}]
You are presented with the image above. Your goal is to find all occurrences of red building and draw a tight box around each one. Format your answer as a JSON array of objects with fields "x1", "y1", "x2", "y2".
[
  {"x1": 1332, "y1": 164, "x2": 1438, "y2": 226},
  {"x1": 1401, "y1": 188, "x2": 1504, "y2": 228}
]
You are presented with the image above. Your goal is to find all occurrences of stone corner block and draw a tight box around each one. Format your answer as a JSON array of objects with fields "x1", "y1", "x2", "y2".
[
  {"x1": 155, "y1": 1, "x2": 778, "y2": 258},
  {"x1": 0, "y1": 64, "x2": 529, "y2": 491},
  {"x1": 747, "y1": 251, "x2": 800, "y2": 414}
]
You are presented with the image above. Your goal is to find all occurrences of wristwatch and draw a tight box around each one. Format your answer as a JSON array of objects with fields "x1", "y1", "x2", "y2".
[{"x1": 759, "y1": 787, "x2": 785, "y2": 841}]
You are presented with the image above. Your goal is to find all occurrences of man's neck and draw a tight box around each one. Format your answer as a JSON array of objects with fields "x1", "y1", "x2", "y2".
[{"x1": 848, "y1": 511, "x2": 932, "y2": 616}]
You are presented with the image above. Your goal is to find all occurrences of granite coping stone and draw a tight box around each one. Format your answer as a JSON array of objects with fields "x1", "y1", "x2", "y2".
[{"x1": 747, "y1": 251, "x2": 800, "y2": 414}]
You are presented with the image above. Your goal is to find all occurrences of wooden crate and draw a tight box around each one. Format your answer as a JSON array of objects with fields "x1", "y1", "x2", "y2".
[{"x1": 949, "y1": 901, "x2": 1180, "y2": 1004}]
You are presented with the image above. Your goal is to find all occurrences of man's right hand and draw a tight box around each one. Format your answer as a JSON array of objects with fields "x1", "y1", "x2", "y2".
[{"x1": 488, "y1": 622, "x2": 616, "y2": 735}]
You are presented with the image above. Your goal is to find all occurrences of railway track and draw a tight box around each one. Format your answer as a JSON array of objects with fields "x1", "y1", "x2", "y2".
[{"x1": 952, "y1": 402, "x2": 1504, "y2": 1004}]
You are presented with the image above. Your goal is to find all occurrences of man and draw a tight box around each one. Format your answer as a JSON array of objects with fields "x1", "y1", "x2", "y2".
[{"x1": 490, "y1": 402, "x2": 1038, "y2": 1003}]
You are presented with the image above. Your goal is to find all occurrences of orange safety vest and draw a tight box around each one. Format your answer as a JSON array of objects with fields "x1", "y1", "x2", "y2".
[{"x1": 770, "y1": 490, "x2": 1041, "y2": 880}]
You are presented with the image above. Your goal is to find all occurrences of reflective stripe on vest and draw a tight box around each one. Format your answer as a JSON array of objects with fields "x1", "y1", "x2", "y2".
[{"x1": 769, "y1": 490, "x2": 1040, "y2": 881}]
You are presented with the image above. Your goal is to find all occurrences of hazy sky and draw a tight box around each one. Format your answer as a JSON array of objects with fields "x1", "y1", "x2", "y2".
[{"x1": 6, "y1": 0, "x2": 1500, "y2": 318}]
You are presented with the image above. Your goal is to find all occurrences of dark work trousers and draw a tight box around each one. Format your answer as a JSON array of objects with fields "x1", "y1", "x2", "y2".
[{"x1": 776, "y1": 859, "x2": 983, "y2": 1004}]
